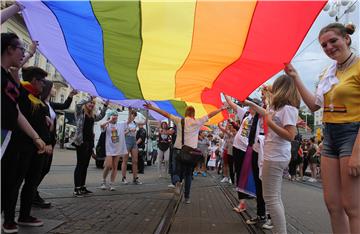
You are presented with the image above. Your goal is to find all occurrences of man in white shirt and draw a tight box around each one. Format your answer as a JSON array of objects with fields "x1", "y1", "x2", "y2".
[{"x1": 144, "y1": 103, "x2": 225, "y2": 204}]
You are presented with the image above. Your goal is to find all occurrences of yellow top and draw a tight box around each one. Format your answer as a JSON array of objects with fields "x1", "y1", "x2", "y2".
[{"x1": 323, "y1": 59, "x2": 360, "y2": 123}]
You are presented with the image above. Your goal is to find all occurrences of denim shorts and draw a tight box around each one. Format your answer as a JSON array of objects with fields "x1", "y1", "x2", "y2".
[
  {"x1": 125, "y1": 136, "x2": 138, "y2": 151},
  {"x1": 322, "y1": 122, "x2": 359, "y2": 158}
]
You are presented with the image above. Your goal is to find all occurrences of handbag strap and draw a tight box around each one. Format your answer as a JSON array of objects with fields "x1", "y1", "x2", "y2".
[{"x1": 181, "y1": 118, "x2": 185, "y2": 146}]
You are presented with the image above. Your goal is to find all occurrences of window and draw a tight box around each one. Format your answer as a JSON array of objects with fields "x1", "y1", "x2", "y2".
[
  {"x1": 45, "y1": 59, "x2": 50, "y2": 72},
  {"x1": 34, "y1": 51, "x2": 40, "y2": 66}
]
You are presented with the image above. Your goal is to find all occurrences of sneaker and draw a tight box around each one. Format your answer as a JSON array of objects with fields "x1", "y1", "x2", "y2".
[
  {"x1": 220, "y1": 177, "x2": 229, "y2": 183},
  {"x1": 73, "y1": 188, "x2": 84, "y2": 197},
  {"x1": 228, "y1": 180, "x2": 233, "y2": 185},
  {"x1": 17, "y1": 216, "x2": 44, "y2": 227},
  {"x1": 122, "y1": 177, "x2": 128, "y2": 185},
  {"x1": 175, "y1": 182, "x2": 181, "y2": 195},
  {"x1": 233, "y1": 202, "x2": 246, "y2": 213},
  {"x1": 193, "y1": 171, "x2": 198, "y2": 176},
  {"x1": 32, "y1": 196, "x2": 51, "y2": 208},
  {"x1": 202, "y1": 172, "x2": 207, "y2": 177},
  {"x1": 100, "y1": 183, "x2": 107, "y2": 190},
  {"x1": 2, "y1": 223, "x2": 18, "y2": 233},
  {"x1": 80, "y1": 187, "x2": 93, "y2": 194},
  {"x1": 109, "y1": 185, "x2": 115, "y2": 191},
  {"x1": 308, "y1": 178, "x2": 317, "y2": 183},
  {"x1": 133, "y1": 177, "x2": 143, "y2": 185},
  {"x1": 167, "y1": 184, "x2": 175, "y2": 189},
  {"x1": 185, "y1": 198, "x2": 191, "y2": 204},
  {"x1": 246, "y1": 216, "x2": 266, "y2": 225},
  {"x1": 262, "y1": 219, "x2": 274, "y2": 230}
]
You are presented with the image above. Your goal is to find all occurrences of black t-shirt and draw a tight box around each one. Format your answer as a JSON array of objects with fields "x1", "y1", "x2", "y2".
[
  {"x1": 1, "y1": 67, "x2": 20, "y2": 131},
  {"x1": 136, "y1": 127, "x2": 147, "y2": 149},
  {"x1": 83, "y1": 114, "x2": 94, "y2": 144}
]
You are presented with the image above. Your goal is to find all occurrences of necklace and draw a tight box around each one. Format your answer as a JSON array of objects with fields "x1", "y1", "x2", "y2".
[
  {"x1": 329, "y1": 54, "x2": 359, "y2": 112},
  {"x1": 337, "y1": 52, "x2": 356, "y2": 71}
]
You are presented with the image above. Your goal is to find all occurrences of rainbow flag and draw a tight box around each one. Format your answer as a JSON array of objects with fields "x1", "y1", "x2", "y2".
[
  {"x1": 237, "y1": 146, "x2": 256, "y2": 197},
  {"x1": 19, "y1": 1, "x2": 325, "y2": 122}
]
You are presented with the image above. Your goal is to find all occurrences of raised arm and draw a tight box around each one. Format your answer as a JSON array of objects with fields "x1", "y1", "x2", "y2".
[
  {"x1": 243, "y1": 99, "x2": 266, "y2": 116},
  {"x1": 217, "y1": 121, "x2": 228, "y2": 135},
  {"x1": 143, "y1": 102, "x2": 171, "y2": 119},
  {"x1": 207, "y1": 106, "x2": 226, "y2": 119},
  {"x1": 1, "y1": 3, "x2": 22, "y2": 24},
  {"x1": 224, "y1": 95, "x2": 238, "y2": 112},
  {"x1": 95, "y1": 100, "x2": 109, "y2": 121},
  {"x1": 50, "y1": 90, "x2": 77, "y2": 110},
  {"x1": 284, "y1": 63, "x2": 320, "y2": 112}
]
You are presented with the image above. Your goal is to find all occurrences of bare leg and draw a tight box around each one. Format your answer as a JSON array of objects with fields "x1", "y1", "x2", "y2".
[
  {"x1": 321, "y1": 156, "x2": 350, "y2": 233},
  {"x1": 340, "y1": 156, "x2": 360, "y2": 234},
  {"x1": 131, "y1": 148, "x2": 139, "y2": 180}
]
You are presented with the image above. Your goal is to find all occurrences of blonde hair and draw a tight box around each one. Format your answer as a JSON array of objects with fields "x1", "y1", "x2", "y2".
[
  {"x1": 83, "y1": 102, "x2": 95, "y2": 118},
  {"x1": 271, "y1": 75, "x2": 300, "y2": 110}
]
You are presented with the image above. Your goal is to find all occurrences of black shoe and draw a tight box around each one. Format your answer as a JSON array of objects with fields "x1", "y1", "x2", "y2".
[
  {"x1": 32, "y1": 194, "x2": 51, "y2": 208},
  {"x1": 73, "y1": 188, "x2": 84, "y2": 197},
  {"x1": 32, "y1": 200, "x2": 51, "y2": 208},
  {"x1": 80, "y1": 186, "x2": 93, "y2": 194}
]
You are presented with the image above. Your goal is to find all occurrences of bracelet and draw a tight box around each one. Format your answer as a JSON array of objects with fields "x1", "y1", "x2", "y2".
[{"x1": 33, "y1": 137, "x2": 41, "y2": 142}]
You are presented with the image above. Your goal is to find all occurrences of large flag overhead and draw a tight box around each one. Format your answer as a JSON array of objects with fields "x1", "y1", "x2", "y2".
[{"x1": 19, "y1": 0, "x2": 326, "y2": 122}]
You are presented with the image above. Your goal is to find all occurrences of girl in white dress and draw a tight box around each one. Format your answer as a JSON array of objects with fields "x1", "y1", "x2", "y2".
[{"x1": 100, "y1": 110, "x2": 128, "y2": 191}]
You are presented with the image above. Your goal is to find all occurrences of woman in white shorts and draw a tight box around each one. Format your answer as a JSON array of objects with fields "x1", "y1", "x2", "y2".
[{"x1": 100, "y1": 110, "x2": 128, "y2": 191}]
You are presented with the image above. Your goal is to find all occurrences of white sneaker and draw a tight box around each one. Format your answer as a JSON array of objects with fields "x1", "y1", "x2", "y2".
[
  {"x1": 308, "y1": 178, "x2": 317, "y2": 183},
  {"x1": 220, "y1": 177, "x2": 229, "y2": 183},
  {"x1": 262, "y1": 219, "x2": 274, "y2": 230},
  {"x1": 168, "y1": 184, "x2": 175, "y2": 189},
  {"x1": 109, "y1": 184, "x2": 115, "y2": 191},
  {"x1": 121, "y1": 177, "x2": 128, "y2": 185},
  {"x1": 100, "y1": 183, "x2": 107, "y2": 190}
]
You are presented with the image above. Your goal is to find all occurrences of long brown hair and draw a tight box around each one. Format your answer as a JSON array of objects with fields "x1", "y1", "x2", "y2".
[{"x1": 271, "y1": 75, "x2": 300, "y2": 110}]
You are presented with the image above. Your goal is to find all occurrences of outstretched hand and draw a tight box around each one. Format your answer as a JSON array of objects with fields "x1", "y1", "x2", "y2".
[
  {"x1": 284, "y1": 63, "x2": 299, "y2": 79},
  {"x1": 143, "y1": 102, "x2": 153, "y2": 110},
  {"x1": 29, "y1": 41, "x2": 39, "y2": 56}
]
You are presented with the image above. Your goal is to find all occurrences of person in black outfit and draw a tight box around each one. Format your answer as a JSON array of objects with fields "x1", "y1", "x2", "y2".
[
  {"x1": 73, "y1": 95, "x2": 108, "y2": 196},
  {"x1": 33, "y1": 80, "x2": 77, "y2": 208},
  {"x1": 1, "y1": 33, "x2": 46, "y2": 234},
  {"x1": 12, "y1": 67, "x2": 52, "y2": 227},
  {"x1": 136, "y1": 123, "x2": 147, "y2": 174}
]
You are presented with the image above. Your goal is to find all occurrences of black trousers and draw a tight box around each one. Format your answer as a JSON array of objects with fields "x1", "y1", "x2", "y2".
[
  {"x1": 18, "y1": 150, "x2": 46, "y2": 219},
  {"x1": 252, "y1": 151, "x2": 266, "y2": 217},
  {"x1": 227, "y1": 154, "x2": 235, "y2": 184},
  {"x1": 233, "y1": 147, "x2": 248, "y2": 200},
  {"x1": 1, "y1": 138, "x2": 20, "y2": 224},
  {"x1": 288, "y1": 158, "x2": 297, "y2": 176},
  {"x1": 74, "y1": 142, "x2": 93, "y2": 187},
  {"x1": 138, "y1": 149, "x2": 145, "y2": 173},
  {"x1": 36, "y1": 153, "x2": 53, "y2": 195}
]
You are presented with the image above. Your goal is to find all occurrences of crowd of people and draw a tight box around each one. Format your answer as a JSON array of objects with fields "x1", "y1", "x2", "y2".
[{"x1": 1, "y1": 3, "x2": 359, "y2": 234}]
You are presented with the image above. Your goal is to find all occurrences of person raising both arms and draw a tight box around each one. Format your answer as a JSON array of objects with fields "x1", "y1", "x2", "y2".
[
  {"x1": 285, "y1": 23, "x2": 359, "y2": 234},
  {"x1": 144, "y1": 103, "x2": 226, "y2": 204}
]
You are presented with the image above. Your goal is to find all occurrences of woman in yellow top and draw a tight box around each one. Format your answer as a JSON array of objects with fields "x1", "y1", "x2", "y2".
[{"x1": 285, "y1": 23, "x2": 359, "y2": 234}]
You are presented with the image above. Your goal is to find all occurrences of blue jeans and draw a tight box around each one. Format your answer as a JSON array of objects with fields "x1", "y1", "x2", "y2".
[{"x1": 172, "y1": 148, "x2": 193, "y2": 199}]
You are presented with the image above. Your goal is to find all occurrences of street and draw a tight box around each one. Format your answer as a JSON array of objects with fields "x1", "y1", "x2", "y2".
[{"x1": 13, "y1": 147, "x2": 331, "y2": 234}]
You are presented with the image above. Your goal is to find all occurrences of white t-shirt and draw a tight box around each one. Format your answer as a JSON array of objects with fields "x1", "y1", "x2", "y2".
[
  {"x1": 170, "y1": 115, "x2": 208, "y2": 149},
  {"x1": 252, "y1": 117, "x2": 264, "y2": 153},
  {"x1": 105, "y1": 122, "x2": 128, "y2": 156},
  {"x1": 263, "y1": 105, "x2": 298, "y2": 162},
  {"x1": 125, "y1": 121, "x2": 137, "y2": 137},
  {"x1": 233, "y1": 106, "x2": 253, "y2": 152}
]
